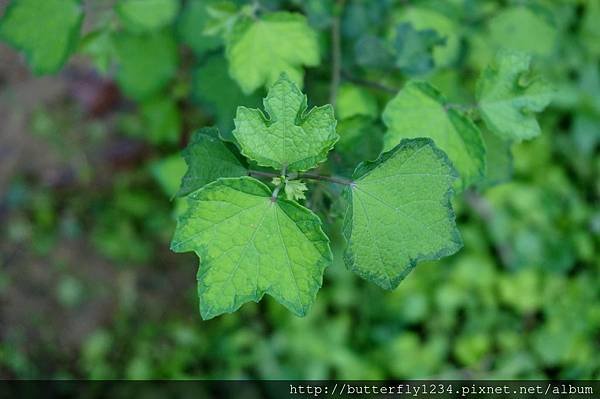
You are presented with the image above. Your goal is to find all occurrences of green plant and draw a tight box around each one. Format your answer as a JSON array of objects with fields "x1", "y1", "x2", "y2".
[
  {"x1": 0, "y1": 0, "x2": 554, "y2": 320},
  {"x1": 170, "y1": 52, "x2": 551, "y2": 318}
]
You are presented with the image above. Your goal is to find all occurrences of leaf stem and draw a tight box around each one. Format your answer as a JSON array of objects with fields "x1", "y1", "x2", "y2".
[
  {"x1": 341, "y1": 71, "x2": 398, "y2": 94},
  {"x1": 271, "y1": 183, "x2": 282, "y2": 202},
  {"x1": 248, "y1": 170, "x2": 279, "y2": 179},
  {"x1": 294, "y1": 172, "x2": 354, "y2": 186},
  {"x1": 248, "y1": 169, "x2": 353, "y2": 186}
]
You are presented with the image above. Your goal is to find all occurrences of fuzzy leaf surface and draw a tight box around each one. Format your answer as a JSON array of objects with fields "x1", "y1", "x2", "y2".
[
  {"x1": 343, "y1": 138, "x2": 462, "y2": 289},
  {"x1": 171, "y1": 177, "x2": 332, "y2": 319},
  {"x1": 233, "y1": 75, "x2": 338, "y2": 172}
]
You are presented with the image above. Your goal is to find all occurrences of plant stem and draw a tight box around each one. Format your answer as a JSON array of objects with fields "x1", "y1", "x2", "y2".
[
  {"x1": 248, "y1": 169, "x2": 353, "y2": 186},
  {"x1": 248, "y1": 170, "x2": 279, "y2": 179},
  {"x1": 270, "y1": 183, "x2": 282, "y2": 202},
  {"x1": 295, "y1": 172, "x2": 354, "y2": 186},
  {"x1": 341, "y1": 71, "x2": 398, "y2": 94}
]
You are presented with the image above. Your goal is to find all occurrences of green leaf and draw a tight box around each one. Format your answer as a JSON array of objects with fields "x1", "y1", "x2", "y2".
[
  {"x1": 226, "y1": 12, "x2": 320, "y2": 94},
  {"x1": 233, "y1": 74, "x2": 338, "y2": 172},
  {"x1": 0, "y1": 0, "x2": 83, "y2": 74},
  {"x1": 171, "y1": 177, "x2": 332, "y2": 319},
  {"x1": 116, "y1": 0, "x2": 180, "y2": 32},
  {"x1": 383, "y1": 80, "x2": 486, "y2": 189},
  {"x1": 114, "y1": 30, "x2": 178, "y2": 100},
  {"x1": 343, "y1": 138, "x2": 462, "y2": 289},
  {"x1": 476, "y1": 50, "x2": 553, "y2": 141},
  {"x1": 177, "y1": 128, "x2": 247, "y2": 197},
  {"x1": 393, "y1": 23, "x2": 446, "y2": 76}
]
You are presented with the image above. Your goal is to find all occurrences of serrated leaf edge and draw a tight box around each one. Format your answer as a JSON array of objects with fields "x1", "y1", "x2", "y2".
[{"x1": 342, "y1": 137, "x2": 463, "y2": 290}]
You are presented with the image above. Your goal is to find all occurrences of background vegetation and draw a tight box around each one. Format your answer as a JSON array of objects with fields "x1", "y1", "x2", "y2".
[{"x1": 0, "y1": 0, "x2": 599, "y2": 379}]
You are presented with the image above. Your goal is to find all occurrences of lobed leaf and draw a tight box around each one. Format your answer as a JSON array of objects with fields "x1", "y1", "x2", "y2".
[
  {"x1": 171, "y1": 177, "x2": 332, "y2": 319},
  {"x1": 233, "y1": 74, "x2": 338, "y2": 172},
  {"x1": 343, "y1": 138, "x2": 462, "y2": 289}
]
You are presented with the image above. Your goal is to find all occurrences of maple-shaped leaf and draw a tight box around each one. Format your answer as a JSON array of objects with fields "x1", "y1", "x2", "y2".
[
  {"x1": 0, "y1": 0, "x2": 83, "y2": 74},
  {"x1": 383, "y1": 80, "x2": 486, "y2": 190},
  {"x1": 476, "y1": 49, "x2": 553, "y2": 140},
  {"x1": 226, "y1": 12, "x2": 320, "y2": 94},
  {"x1": 171, "y1": 177, "x2": 332, "y2": 319},
  {"x1": 233, "y1": 74, "x2": 338, "y2": 172},
  {"x1": 177, "y1": 127, "x2": 247, "y2": 197},
  {"x1": 343, "y1": 138, "x2": 462, "y2": 289}
]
